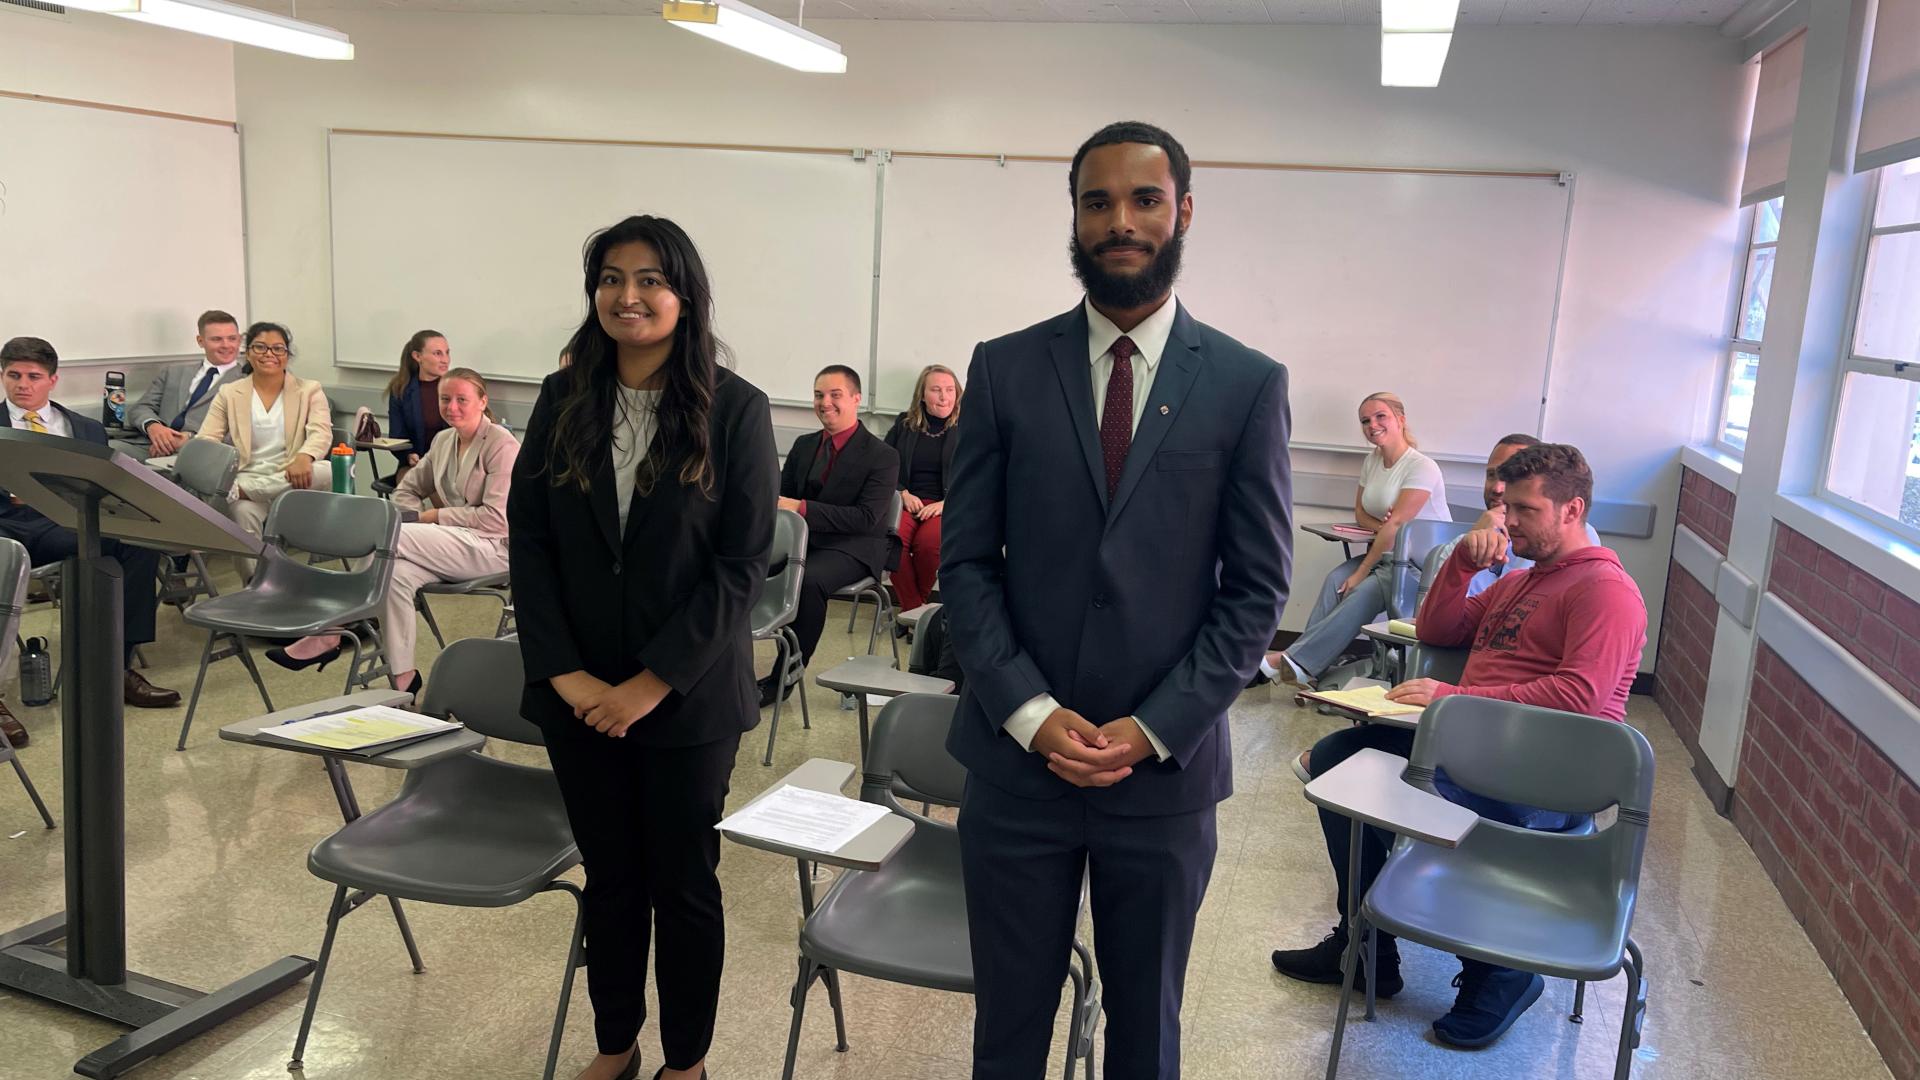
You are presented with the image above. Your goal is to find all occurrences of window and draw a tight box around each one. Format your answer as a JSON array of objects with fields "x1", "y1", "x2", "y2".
[
  {"x1": 1719, "y1": 196, "x2": 1784, "y2": 452},
  {"x1": 1825, "y1": 161, "x2": 1920, "y2": 536}
]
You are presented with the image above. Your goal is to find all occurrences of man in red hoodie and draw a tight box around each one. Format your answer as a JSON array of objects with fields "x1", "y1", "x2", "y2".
[{"x1": 1271, "y1": 443, "x2": 1646, "y2": 1049}]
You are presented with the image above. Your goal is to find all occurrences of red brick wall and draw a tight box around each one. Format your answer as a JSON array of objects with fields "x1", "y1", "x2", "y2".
[
  {"x1": 1653, "y1": 562, "x2": 1715, "y2": 753},
  {"x1": 1678, "y1": 466, "x2": 1733, "y2": 553},
  {"x1": 1728, "y1": 529, "x2": 1920, "y2": 1080}
]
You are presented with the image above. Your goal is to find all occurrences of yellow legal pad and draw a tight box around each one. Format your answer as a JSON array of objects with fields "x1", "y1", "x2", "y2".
[
  {"x1": 255, "y1": 705, "x2": 461, "y2": 754},
  {"x1": 1299, "y1": 684, "x2": 1424, "y2": 718}
]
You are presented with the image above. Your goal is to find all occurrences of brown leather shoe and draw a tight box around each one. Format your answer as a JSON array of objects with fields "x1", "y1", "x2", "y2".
[
  {"x1": 124, "y1": 670, "x2": 181, "y2": 709},
  {"x1": 0, "y1": 700, "x2": 26, "y2": 748}
]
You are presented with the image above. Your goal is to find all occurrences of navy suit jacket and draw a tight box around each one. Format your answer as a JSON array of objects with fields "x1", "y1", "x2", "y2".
[
  {"x1": 942, "y1": 302, "x2": 1294, "y2": 817},
  {"x1": 0, "y1": 402, "x2": 108, "y2": 526}
]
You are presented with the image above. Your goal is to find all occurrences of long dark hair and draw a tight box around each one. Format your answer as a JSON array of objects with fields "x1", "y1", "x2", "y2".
[
  {"x1": 385, "y1": 329, "x2": 445, "y2": 398},
  {"x1": 543, "y1": 215, "x2": 726, "y2": 496}
]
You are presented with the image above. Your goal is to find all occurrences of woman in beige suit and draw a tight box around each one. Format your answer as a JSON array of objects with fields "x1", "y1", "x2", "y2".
[
  {"x1": 268, "y1": 368, "x2": 518, "y2": 696},
  {"x1": 195, "y1": 321, "x2": 333, "y2": 538}
]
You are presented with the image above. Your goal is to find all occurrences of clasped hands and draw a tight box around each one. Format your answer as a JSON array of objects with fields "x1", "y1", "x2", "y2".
[
  {"x1": 551, "y1": 669, "x2": 672, "y2": 739},
  {"x1": 1033, "y1": 708, "x2": 1153, "y2": 788}
]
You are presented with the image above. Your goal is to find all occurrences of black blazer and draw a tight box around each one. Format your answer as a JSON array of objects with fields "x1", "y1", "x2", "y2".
[
  {"x1": 508, "y1": 368, "x2": 778, "y2": 747},
  {"x1": 778, "y1": 423, "x2": 899, "y2": 578},
  {"x1": 882, "y1": 413, "x2": 958, "y2": 501},
  {"x1": 942, "y1": 302, "x2": 1294, "y2": 816},
  {"x1": 1, "y1": 402, "x2": 107, "y2": 526}
]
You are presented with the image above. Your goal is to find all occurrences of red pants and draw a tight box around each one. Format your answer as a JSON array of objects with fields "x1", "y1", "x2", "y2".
[{"x1": 891, "y1": 509, "x2": 943, "y2": 612}]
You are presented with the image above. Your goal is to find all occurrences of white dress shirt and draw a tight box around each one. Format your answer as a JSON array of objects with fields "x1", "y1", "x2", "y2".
[
  {"x1": 1001, "y1": 294, "x2": 1181, "y2": 763},
  {"x1": 8, "y1": 400, "x2": 72, "y2": 438}
]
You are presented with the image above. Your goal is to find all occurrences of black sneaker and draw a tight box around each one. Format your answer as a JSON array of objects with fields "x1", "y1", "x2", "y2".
[
  {"x1": 1432, "y1": 962, "x2": 1543, "y2": 1048},
  {"x1": 1271, "y1": 927, "x2": 1402, "y2": 999},
  {"x1": 757, "y1": 673, "x2": 796, "y2": 709}
]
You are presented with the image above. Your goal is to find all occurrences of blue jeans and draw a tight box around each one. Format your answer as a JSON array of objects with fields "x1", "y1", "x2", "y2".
[{"x1": 1287, "y1": 556, "x2": 1391, "y2": 680}]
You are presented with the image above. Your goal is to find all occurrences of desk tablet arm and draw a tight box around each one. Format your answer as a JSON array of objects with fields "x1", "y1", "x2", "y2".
[
  {"x1": 720, "y1": 757, "x2": 916, "y2": 917},
  {"x1": 225, "y1": 688, "x2": 419, "y2": 739},
  {"x1": 1302, "y1": 748, "x2": 1478, "y2": 850}
]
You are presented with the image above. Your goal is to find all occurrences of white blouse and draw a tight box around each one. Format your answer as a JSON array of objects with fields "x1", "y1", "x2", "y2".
[
  {"x1": 612, "y1": 384, "x2": 662, "y2": 536},
  {"x1": 239, "y1": 391, "x2": 288, "y2": 479}
]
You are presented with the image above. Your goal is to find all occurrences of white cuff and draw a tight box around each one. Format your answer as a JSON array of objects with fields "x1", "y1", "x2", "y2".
[
  {"x1": 1132, "y1": 716, "x2": 1172, "y2": 762},
  {"x1": 1004, "y1": 692, "x2": 1059, "y2": 751}
]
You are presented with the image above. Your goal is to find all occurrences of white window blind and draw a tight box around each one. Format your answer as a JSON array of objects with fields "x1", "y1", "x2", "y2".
[
  {"x1": 1857, "y1": 0, "x2": 1920, "y2": 174},
  {"x1": 1743, "y1": 30, "x2": 1805, "y2": 207}
]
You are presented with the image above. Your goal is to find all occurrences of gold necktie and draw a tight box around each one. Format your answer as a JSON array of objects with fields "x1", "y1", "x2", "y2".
[{"x1": 22, "y1": 411, "x2": 47, "y2": 433}]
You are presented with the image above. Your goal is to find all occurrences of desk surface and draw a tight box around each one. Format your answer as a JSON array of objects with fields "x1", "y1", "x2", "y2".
[
  {"x1": 1304, "y1": 522, "x2": 1373, "y2": 544},
  {"x1": 1362, "y1": 621, "x2": 1419, "y2": 647},
  {"x1": 1304, "y1": 748, "x2": 1476, "y2": 848},
  {"x1": 898, "y1": 603, "x2": 941, "y2": 628},
  {"x1": 219, "y1": 688, "x2": 485, "y2": 770},
  {"x1": 815, "y1": 656, "x2": 952, "y2": 697},
  {"x1": 1325, "y1": 677, "x2": 1422, "y2": 730},
  {"x1": 720, "y1": 757, "x2": 915, "y2": 872}
]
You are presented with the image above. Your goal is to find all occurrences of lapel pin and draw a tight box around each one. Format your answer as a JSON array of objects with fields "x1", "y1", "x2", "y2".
[{"x1": 1159, "y1": 405, "x2": 1170, "y2": 415}]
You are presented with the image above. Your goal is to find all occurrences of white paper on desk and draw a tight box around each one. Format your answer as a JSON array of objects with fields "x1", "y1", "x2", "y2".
[{"x1": 716, "y1": 785, "x2": 890, "y2": 854}]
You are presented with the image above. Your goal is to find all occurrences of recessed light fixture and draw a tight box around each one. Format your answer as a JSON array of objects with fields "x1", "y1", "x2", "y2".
[
  {"x1": 65, "y1": 0, "x2": 354, "y2": 60},
  {"x1": 1380, "y1": 0, "x2": 1458, "y2": 86},
  {"x1": 663, "y1": 0, "x2": 847, "y2": 74}
]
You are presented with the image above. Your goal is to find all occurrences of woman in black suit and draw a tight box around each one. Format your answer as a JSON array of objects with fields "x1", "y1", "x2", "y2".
[
  {"x1": 880, "y1": 363, "x2": 961, "y2": 616},
  {"x1": 509, "y1": 215, "x2": 776, "y2": 1080}
]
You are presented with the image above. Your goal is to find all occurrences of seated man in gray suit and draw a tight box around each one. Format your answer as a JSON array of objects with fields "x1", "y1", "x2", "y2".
[{"x1": 126, "y1": 309, "x2": 245, "y2": 459}]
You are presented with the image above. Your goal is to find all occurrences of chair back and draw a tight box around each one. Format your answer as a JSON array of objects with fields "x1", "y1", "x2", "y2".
[
  {"x1": 1407, "y1": 642, "x2": 1469, "y2": 684},
  {"x1": 1389, "y1": 519, "x2": 1472, "y2": 620},
  {"x1": 861, "y1": 693, "x2": 967, "y2": 822},
  {"x1": 752, "y1": 509, "x2": 808, "y2": 634},
  {"x1": 416, "y1": 637, "x2": 546, "y2": 746},
  {"x1": 0, "y1": 538, "x2": 27, "y2": 673},
  {"x1": 1409, "y1": 695, "x2": 1654, "y2": 884},
  {"x1": 250, "y1": 490, "x2": 402, "y2": 618},
  {"x1": 886, "y1": 489, "x2": 903, "y2": 539},
  {"x1": 174, "y1": 438, "x2": 240, "y2": 511}
]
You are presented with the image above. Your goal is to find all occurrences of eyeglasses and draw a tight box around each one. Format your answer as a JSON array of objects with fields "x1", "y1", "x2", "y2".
[{"x1": 247, "y1": 343, "x2": 291, "y2": 358}]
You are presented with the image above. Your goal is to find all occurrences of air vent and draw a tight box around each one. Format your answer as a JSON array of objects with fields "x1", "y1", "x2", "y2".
[{"x1": 0, "y1": 0, "x2": 68, "y2": 14}]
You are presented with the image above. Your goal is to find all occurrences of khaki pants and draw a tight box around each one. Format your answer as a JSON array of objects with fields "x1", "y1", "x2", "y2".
[
  {"x1": 382, "y1": 523, "x2": 509, "y2": 675},
  {"x1": 228, "y1": 474, "x2": 292, "y2": 539}
]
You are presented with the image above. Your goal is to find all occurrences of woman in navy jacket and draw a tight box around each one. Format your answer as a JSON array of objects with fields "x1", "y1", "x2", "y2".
[{"x1": 385, "y1": 329, "x2": 452, "y2": 479}]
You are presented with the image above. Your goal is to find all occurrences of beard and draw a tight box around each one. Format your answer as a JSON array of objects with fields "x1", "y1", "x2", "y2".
[{"x1": 1070, "y1": 227, "x2": 1185, "y2": 311}]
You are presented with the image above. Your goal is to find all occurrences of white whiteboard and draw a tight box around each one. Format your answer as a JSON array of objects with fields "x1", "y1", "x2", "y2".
[
  {"x1": 327, "y1": 133, "x2": 877, "y2": 404},
  {"x1": 0, "y1": 96, "x2": 246, "y2": 362},
  {"x1": 875, "y1": 157, "x2": 1571, "y2": 457}
]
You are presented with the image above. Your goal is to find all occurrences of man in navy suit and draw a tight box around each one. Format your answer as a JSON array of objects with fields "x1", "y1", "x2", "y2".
[
  {"x1": 0, "y1": 337, "x2": 181, "y2": 739},
  {"x1": 942, "y1": 122, "x2": 1293, "y2": 1078}
]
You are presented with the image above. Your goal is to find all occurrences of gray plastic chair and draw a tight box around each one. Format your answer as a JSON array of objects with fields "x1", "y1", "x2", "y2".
[
  {"x1": 157, "y1": 438, "x2": 239, "y2": 611},
  {"x1": 289, "y1": 637, "x2": 583, "y2": 1080},
  {"x1": 0, "y1": 539, "x2": 54, "y2": 830},
  {"x1": 783, "y1": 693, "x2": 1097, "y2": 1080},
  {"x1": 832, "y1": 489, "x2": 905, "y2": 667},
  {"x1": 176, "y1": 490, "x2": 403, "y2": 750},
  {"x1": 1331, "y1": 695, "x2": 1656, "y2": 1080},
  {"x1": 759, "y1": 509, "x2": 812, "y2": 766},
  {"x1": 415, "y1": 570, "x2": 514, "y2": 646},
  {"x1": 1387, "y1": 518, "x2": 1472, "y2": 621}
]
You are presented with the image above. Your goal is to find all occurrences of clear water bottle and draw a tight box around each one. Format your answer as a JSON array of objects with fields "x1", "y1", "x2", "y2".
[{"x1": 18, "y1": 636, "x2": 53, "y2": 707}]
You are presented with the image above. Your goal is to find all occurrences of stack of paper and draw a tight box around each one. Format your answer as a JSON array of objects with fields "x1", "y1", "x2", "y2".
[
  {"x1": 1329, "y1": 524, "x2": 1375, "y2": 541},
  {"x1": 1300, "y1": 684, "x2": 1424, "y2": 718},
  {"x1": 256, "y1": 704, "x2": 461, "y2": 755},
  {"x1": 1386, "y1": 619, "x2": 1418, "y2": 637},
  {"x1": 716, "y1": 785, "x2": 890, "y2": 854}
]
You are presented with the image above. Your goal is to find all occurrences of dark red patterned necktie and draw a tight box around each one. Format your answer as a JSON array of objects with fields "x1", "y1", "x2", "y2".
[{"x1": 1101, "y1": 336, "x2": 1136, "y2": 498}]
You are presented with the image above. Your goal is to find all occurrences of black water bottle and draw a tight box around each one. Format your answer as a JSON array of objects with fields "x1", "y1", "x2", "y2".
[
  {"x1": 102, "y1": 370, "x2": 127, "y2": 430},
  {"x1": 18, "y1": 636, "x2": 52, "y2": 707}
]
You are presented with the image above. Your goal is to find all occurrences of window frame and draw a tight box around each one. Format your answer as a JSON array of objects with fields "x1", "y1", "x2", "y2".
[
  {"x1": 1818, "y1": 167, "x2": 1920, "y2": 546},
  {"x1": 1716, "y1": 197, "x2": 1783, "y2": 455}
]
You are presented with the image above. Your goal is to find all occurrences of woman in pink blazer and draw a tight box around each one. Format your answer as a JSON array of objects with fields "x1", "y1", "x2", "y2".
[{"x1": 268, "y1": 368, "x2": 518, "y2": 695}]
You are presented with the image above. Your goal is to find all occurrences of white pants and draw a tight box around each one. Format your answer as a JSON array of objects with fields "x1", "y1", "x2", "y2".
[
  {"x1": 381, "y1": 523, "x2": 509, "y2": 675},
  {"x1": 228, "y1": 474, "x2": 292, "y2": 538}
]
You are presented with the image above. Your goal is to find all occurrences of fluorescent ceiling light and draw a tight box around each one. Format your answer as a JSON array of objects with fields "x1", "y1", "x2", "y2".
[
  {"x1": 663, "y1": 0, "x2": 846, "y2": 74},
  {"x1": 1380, "y1": 0, "x2": 1459, "y2": 32},
  {"x1": 80, "y1": 0, "x2": 354, "y2": 61},
  {"x1": 1381, "y1": 31, "x2": 1452, "y2": 87}
]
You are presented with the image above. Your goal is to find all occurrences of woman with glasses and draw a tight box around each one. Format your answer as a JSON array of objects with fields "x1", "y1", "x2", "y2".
[
  {"x1": 509, "y1": 215, "x2": 775, "y2": 1080},
  {"x1": 196, "y1": 321, "x2": 333, "y2": 537}
]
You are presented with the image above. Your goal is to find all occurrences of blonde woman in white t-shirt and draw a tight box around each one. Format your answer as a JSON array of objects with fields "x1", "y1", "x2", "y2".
[{"x1": 1257, "y1": 391, "x2": 1451, "y2": 686}]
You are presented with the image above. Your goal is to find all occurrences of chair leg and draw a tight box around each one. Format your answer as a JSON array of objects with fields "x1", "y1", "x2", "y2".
[
  {"x1": 417, "y1": 595, "x2": 446, "y2": 649},
  {"x1": 1614, "y1": 938, "x2": 1647, "y2": 1080},
  {"x1": 822, "y1": 967, "x2": 850, "y2": 1052},
  {"x1": 177, "y1": 629, "x2": 220, "y2": 751},
  {"x1": 290, "y1": 884, "x2": 350, "y2": 1071},
  {"x1": 845, "y1": 593, "x2": 861, "y2": 634},
  {"x1": 4, "y1": 739, "x2": 55, "y2": 829},
  {"x1": 782, "y1": 957, "x2": 817, "y2": 1080},
  {"x1": 1572, "y1": 979, "x2": 1587, "y2": 1023},
  {"x1": 764, "y1": 634, "x2": 788, "y2": 767},
  {"x1": 787, "y1": 628, "x2": 812, "y2": 731},
  {"x1": 1063, "y1": 947, "x2": 1089, "y2": 1080},
  {"x1": 1363, "y1": 923, "x2": 1378, "y2": 1022},
  {"x1": 542, "y1": 881, "x2": 587, "y2": 1080},
  {"x1": 233, "y1": 635, "x2": 275, "y2": 711}
]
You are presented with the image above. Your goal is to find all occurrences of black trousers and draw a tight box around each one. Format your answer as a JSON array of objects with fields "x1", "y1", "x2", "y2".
[
  {"x1": 0, "y1": 512, "x2": 160, "y2": 664},
  {"x1": 541, "y1": 725, "x2": 741, "y2": 1064},
  {"x1": 792, "y1": 547, "x2": 871, "y2": 665},
  {"x1": 959, "y1": 777, "x2": 1217, "y2": 1079}
]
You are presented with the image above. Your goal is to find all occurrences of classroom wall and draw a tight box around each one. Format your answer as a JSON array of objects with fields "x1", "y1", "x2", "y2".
[
  {"x1": 229, "y1": 14, "x2": 1752, "y2": 663},
  {"x1": 0, "y1": 7, "x2": 238, "y2": 408}
]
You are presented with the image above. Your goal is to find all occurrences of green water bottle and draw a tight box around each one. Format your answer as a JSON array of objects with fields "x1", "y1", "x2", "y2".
[{"x1": 330, "y1": 444, "x2": 354, "y2": 494}]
